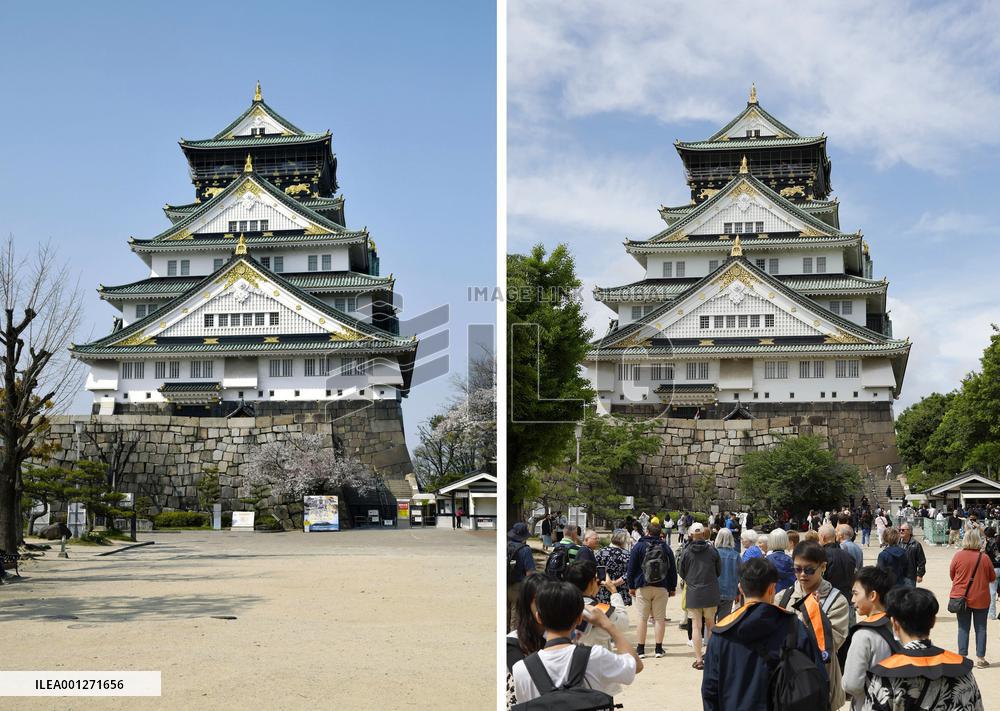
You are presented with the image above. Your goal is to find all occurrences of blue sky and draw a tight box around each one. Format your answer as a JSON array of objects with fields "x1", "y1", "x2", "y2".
[
  {"x1": 508, "y1": 0, "x2": 1000, "y2": 414},
  {"x1": 0, "y1": 1, "x2": 496, "y2": 452}
]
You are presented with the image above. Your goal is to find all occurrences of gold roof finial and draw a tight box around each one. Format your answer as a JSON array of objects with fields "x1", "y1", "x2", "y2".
[
  {"x1": 749, "y1": 82, "x2": 758, "y2": 104},
  {"x1": 235, "y1": 234, "x2": 248, "y2": 255},
  {"x1": 739, "y1": 155, "x2": 749, "y2": 174},
  {"x1": 731, "y1": 235, "x2": 743, "y2": 257},
  {"x1": 254, "y1": 80, "x2": 262, "y2": 102},
  {"x1": 244, "y1": 153, "x2": 253, "y2": 172}
]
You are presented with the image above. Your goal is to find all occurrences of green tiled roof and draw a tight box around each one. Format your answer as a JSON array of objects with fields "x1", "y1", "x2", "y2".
[
  {"x1": 653, "y1": 383, "x2": 718, "y2": 393},
  {"x1": 588, "y1": 341, "x2": 910, "y2": 359},
  {"x1": 707, "y1": 102, "x2": 801, "y2": 142},
  {"x1": 595, "y1": 256, "x2": 894, "y2": 350},
  {"x1": 159, "y1": 381, "x2": 221, "y2": 393},
  {"x1": 594, "y1": 274, "x2": 886, "y2": 302},
  {"x1": 635, "y1": 173, "x2": 850, "y2": 245},
  {"x1": 100, "y1": 271, "x2": 394, "y2": 299},
  {"x1": 180, "y1": 133, "x2": 328, "y2": 150},
  {"x1": 75, "y1": 338, "x2": 414, "y2": 357},
  {"x1": 212, "y1": 99, "x2": 305, "y2": 140},
  {"x1": 73, "y1": 255, "x2": 412, "y2": 355},
  {"x1": 141, "y1": 172, "x2": 353, "y2": 243},
  {"x1": 626, "y1": 234, "x2": 860, "y2": 254},
  {"x1": 677, "y1": 136, "x2": 824, "y2": 151},
  {"x1": 130, "y1": 231, "x2": 368, "y2": 253}
]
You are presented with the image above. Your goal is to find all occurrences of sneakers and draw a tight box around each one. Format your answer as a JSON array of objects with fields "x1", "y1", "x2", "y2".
[
  {"x1": 686, "y1": 639, "x2": 693, "y2": 647},
  {"x1": 654, "y1": 645, "x2": 665, "y2": 658},
  {"x1": 636, "y1": 644, "x2": 646, "y2": 658}
]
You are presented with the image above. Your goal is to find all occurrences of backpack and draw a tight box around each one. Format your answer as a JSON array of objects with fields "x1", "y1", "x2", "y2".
[
  {"x1": 512, "y1": 643, "x2": 617, "y2": 711},
  {"x1": 641, "y1": 541, "x2": 668, "y2": 585},
  {"x1": 508, "y1": 541, "x2": 529, "y2": 584},
  {"x1": 768, "y1": 616, "x2": 831, "y2": 711},
  {"x1": 545, "y1": 543, "x2": 580, "y2": 580}
]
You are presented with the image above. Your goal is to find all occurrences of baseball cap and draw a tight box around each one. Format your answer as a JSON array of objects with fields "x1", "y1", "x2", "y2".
[{"x1": 689, "y1": 522, "x2": 705, "y2": 535}]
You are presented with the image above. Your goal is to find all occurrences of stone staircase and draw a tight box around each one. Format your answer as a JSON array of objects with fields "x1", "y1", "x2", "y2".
[
  {"x1": 384, "y1": 472, "x2": 419, "y2": 500},
  {"x1": 861, "y1": 468, "x2": 907, "y2": 510}
]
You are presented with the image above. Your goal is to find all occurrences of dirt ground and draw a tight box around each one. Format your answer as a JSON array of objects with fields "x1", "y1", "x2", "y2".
[
  {"x1": 614, "y1": 533, "x2": 1000, "y2": 708},
  {"x1": 2, "y1": 528, "x2": 495, "y2": 710}
]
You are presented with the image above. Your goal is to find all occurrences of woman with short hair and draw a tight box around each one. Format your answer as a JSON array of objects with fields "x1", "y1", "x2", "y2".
[
  {"x1": 596, "y1": 529, "x2": 632, "y2": 607},
  {"x1": 950, "y1": 527, "x2": 996, "y2": 668},
  {"x1": 767, "y1": 527, "x2": 795, "y2": 592}
]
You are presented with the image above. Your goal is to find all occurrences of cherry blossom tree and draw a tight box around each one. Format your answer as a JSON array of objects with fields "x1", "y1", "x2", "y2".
[{"x1": 242, "y1": 433, "x2": 374, "y2": 498}]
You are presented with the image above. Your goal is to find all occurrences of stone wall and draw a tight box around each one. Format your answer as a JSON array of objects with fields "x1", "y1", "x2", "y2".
[
  {"x1": 43, "y1": 401, "x2": 415, "y2": 528},
  {"x1": 619, "y1": 402, "x2": 903, "y2": 510}
]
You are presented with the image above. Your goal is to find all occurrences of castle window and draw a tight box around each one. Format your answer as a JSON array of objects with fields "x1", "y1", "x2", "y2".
[
  {"x1": 723, "y1": 223, "x2": 732, "y2": 234},
  {"x1": 733, "y1": 222, "x2": 743, "y2": 233},
  {"x1": 764, "y1": 361, "x2": 788, "y2": 379},
  {"x1": 686, "y1": 362, "x2": 708, "y2": 380},
  {"x1": 136, "y1": 304, "x2": 147, "y2": 319},
  {"x1": 255, "y1": 313, "x2": 265, "y2": 326},
  {"x1": 651, "y1": 363, "x2": 662, "y2": 379},
  {"x1": 334, "y1": 297, "x2": 357, "y2": 313},
  {"x1": 841, "y1": 301, "x2": 853, "y2": 315},
  {"x1": 713, "y1": 315, "x2": 724, "y2": 328},
  {"x1": 228, "y1": 221, "x2": 237, "y2": 232},
  {"x1": 816, "y1": 257, "x2": 827, "y2": 273},
  {"x1": 829, "y1": 301, "x2": 841, "y2": 314},
  {"x1": 269, "y1": 359, "x2": 293, "y2": 377},
  {"x1": 229, "y1": 312, "x2": 239, "y2": 325},
  {"x1": 121, "y1": 361, "x2": 144, "y2": 380},
  {"x1": 631, "y1": 306, "x2": 642, "y2": 321},
  {"x1": 260, "y1": 256, "x2": 271, "y2": 268},
  {"x1": 251, "y1": 127, "x2": 265, "y2": 137},
  {"x1": 308, "y1": 255, "x2": 318, "y2": 272},
  {"x1": 662, "y1": 262, "x2": 672, "y2": 278},
  {"x1": 322, "y1": 254, "x2": 332, "y2": 271},
  {"x1": 155, "y1": 362, "x2": 166, "y2": 379},
  {"x1": 270, "y1": 312, "x2": 279, "y2": 325},
  {"x1": 204, "y1": 314, "x2": 214, "y2": 328},
  {"x1": 213, "y1": 258, "x2": 224, "y2": 271},
  {"x1": 709, "y1": 259, "x2": 719, "y2": 271},
  {"x1": 750, "y1": 314, "x2": 760, "y2": 327},
  {"x1": 243, "y1": 313, "x2": 254, "y2": 327},
  {"x1": 755, "y1": 221, "x2": 763, "y2": 232},
  {"x1": 180, "y1": 259, "x2": 190, "y2": 276},
  {"x1": 835, "y1": 360, "x2": 860, "y2": 378},
  {"x1": 764, "y1": 314, "x2": 775, "y2": 327},
  {"x1": 249, "y1": 220, "x2": 259, "y2": 232},
  {"x1": 675, "y1": 261, "x2": 685, "y2": 277},
  {"x1": 738, "y1": 315, "x2": 748, "y2": 328},
  {"x1": 260, "y1": 220, "x2": 269, "y2": 231},
  {"x1": 189, "y1": 360, "x2": 213, "y2": 378},
  {"x1": 768, "y1": 258, "x2": 779, "y2": 274},
  {"x1": 304, "y1": 358, "x2": 316, "y2": 377},
  {"x1": 273, "y1": 256, "x2": 284, "y2": 272},
  {"x1": 169, "y1": 362, "x2": 179, "y2": 379},
  {"x1": 218, "y1": 314, "x2": 228, "y2": 327},
  {"x1": 755, "y1": 259, "x2": 766, "y2": 270},
  {"x1": 699, "y1": 316, "x2": 710, "y2": 329},
  {"x1": 239, "y1": 221, "x2": 247, "y2": 232},
  {"x1": 632, "y1": 366, "x2": 642, "y2": 383},
  {"x1": 802, "y1": 257, "x2": 813, "y2": 274},
  {"x1": 726, "y1": 315, "x2": 736, "y2": 329},
  {"x1": 167, "y1": 260, "x2": 177, "y2": 277}
]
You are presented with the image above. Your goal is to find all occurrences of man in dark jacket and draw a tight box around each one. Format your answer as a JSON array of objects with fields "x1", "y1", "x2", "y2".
[
  {"x1": 898, "y1": 522, "x2": 926, "y2": 587},
  {"x1": 506, "y1": 522, "x2": 536, "y2": 630},
  {"x1": 876, "y1": 527, "x2": 908, "y2": 588},
  {"x1": 819, "y1": 524, "x2": 856, "y2": 601},
  {"x1": 702, "y1": 557, "x2": 827, "y2": 711},
  {"x1": 626, "y1": 521, "x2": 677, "y2": 658}
]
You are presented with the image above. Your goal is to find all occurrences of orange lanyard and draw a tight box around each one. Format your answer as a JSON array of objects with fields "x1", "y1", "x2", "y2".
[{"x1": 803, "y1": 594, "x2": 827, "y2": 656}]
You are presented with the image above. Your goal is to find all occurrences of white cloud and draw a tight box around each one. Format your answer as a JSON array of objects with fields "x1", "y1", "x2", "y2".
[
  {"x1": 509, "y1": 0, "x2": 1000, "y2": 173},
  {"x1": 908, "y1": 210, "x2": 998, "y2": 239}
]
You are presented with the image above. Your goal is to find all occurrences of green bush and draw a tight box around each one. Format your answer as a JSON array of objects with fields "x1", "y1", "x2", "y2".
[
  {"x1": 81, "y1": 530, "x2": 109, "y2": 544},
  {"x1": 153, "y1": 511, "x2": 210, "y2": 528}
]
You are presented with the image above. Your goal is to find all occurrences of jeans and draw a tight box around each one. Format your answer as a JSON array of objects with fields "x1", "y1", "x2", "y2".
[
  {"x1": 861, "y1": 528, "x2": 871, "y2": 545},
  {"x1": 666, "y1": 531, "x2": 672, "y2": 546},
  {"x1": 956, "y1": 607, "x2": 988, "y2": 658},
  {"x1": 901, "y1": 577, "x2": 916, "y2": 588},
  {"x1": 990, "y1": 568, "x2": 1000, "y2": 620}
]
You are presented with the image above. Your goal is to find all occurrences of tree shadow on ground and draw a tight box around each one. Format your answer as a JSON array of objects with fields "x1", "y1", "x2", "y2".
[{"x1": 0, "y1": 593, "x2": 263, "y2": 623}]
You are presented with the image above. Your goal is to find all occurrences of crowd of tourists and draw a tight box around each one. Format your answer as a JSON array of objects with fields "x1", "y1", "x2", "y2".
[{"x1": 506, "y1": 506, "x2": 994, "y2": 710}]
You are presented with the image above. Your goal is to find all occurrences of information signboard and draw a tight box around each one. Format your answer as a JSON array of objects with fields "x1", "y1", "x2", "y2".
[
  {"x1": 231, "y1": 511, "x2": 255, "y2": 530},
  {"x1": 303, "y1": 496, "x2": 339, "y2": 532}
]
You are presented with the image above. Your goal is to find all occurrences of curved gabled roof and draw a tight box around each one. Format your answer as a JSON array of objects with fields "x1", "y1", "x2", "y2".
[
  {"x1": 707, "y1": 100, "x2": 800, "y2": 142},
  {"x1": 212, "y1": 97, "x2": 305, "y2": 140}
]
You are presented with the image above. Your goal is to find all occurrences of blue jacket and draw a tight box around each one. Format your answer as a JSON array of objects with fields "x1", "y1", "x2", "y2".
[
  {"x1": 718, "y1": 547, "x2": 741, "y2": 600},
  {"x1": 768, "y1": 550, "x2": 796, "y2": 592},
  {"x1": 507, "y1": 538, "x2": 536, "y2": 583},
  {"x1": 626, "y1": 535, "x2": 677, "y2": 591},
  {"x1": 702, "y1": 601, "x2": 827, "y2": 711},
  {"x1": 877, "y1": 545, "x2": 908, "y2": 588}
]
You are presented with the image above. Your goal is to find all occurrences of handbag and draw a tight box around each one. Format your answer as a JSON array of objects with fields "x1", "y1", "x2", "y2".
[{"x1": 947, "y1": 551, "x2": 983, "y2": 615}]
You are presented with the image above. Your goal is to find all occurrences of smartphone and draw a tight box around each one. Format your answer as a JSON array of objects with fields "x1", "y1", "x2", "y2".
[{"x1": 596, "y1": 565, "x2": 607, "y2": 581}]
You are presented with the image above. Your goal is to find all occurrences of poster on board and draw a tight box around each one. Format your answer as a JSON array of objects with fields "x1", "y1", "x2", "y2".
[
  {"x1": 231, "y1": 511, "x2": 255, "y2": 530},
  {"x1": 304, "y1": 495, "x2": 340, "y2": 532}
]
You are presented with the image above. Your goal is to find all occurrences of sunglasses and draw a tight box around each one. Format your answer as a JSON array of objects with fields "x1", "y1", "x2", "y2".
[{"x1": 793, "y1": 565, "x2": 819, "y2": 576}]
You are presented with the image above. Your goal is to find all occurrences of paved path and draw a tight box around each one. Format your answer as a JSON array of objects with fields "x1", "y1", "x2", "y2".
[
  {"x1": 3, "y1": 528, "x2": 495, "y2": 710},
  {"x1": 614, "y1": 536, "x2": 1000, "y2": 707}
]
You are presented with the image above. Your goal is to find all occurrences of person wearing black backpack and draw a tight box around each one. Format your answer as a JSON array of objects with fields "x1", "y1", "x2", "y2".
[
  {"x1": 625, "y1": 520, "x2": 677, "y2": 659},
  {"x1": 507, "y1": 522, "x2": 537, "y2": 631},
  {"x1": 841, "y1": 566, "x2": 900, "y2": 710},
  {"x1": 511, "y1": 580, "x2": 642, "y2": 707},
  {"x1": 702, "y1": 557, "x2": 827, "y2": 711}
]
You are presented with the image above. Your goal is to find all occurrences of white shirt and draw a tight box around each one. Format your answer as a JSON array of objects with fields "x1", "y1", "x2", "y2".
[{"x1": 512, "y1": 644, "x2": 636, "y2": 702}]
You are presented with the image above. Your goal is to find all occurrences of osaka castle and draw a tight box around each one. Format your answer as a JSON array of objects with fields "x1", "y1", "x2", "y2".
[
  {"x1": 71, "y1": 83, "x2": 418, "y2": 416},
  {"x1": 587, "y1": 85, "x2": 910, "y2": 417}
]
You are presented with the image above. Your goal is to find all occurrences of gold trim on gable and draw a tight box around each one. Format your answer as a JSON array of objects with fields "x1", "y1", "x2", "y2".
[
  {"x1": 166, "y1": 229, "x2": 193, "y2": 241},
  {"x1": 216, "y1": 262, "x2": 261, "y2": 289},
  {"x1": 114, "y1": 332, "x2": 156, "y2": 347},
  {"x1": 263, "y1": 336, "x2": 280, "y2": 343},
  {"x1": 713, "y1": 264, "x2": 757, "y2": 290}
]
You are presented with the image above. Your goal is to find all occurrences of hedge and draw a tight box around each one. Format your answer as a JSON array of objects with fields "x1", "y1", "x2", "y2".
[{"x1": 153, "y1": 511, "x2": 209, "y2": 528}]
